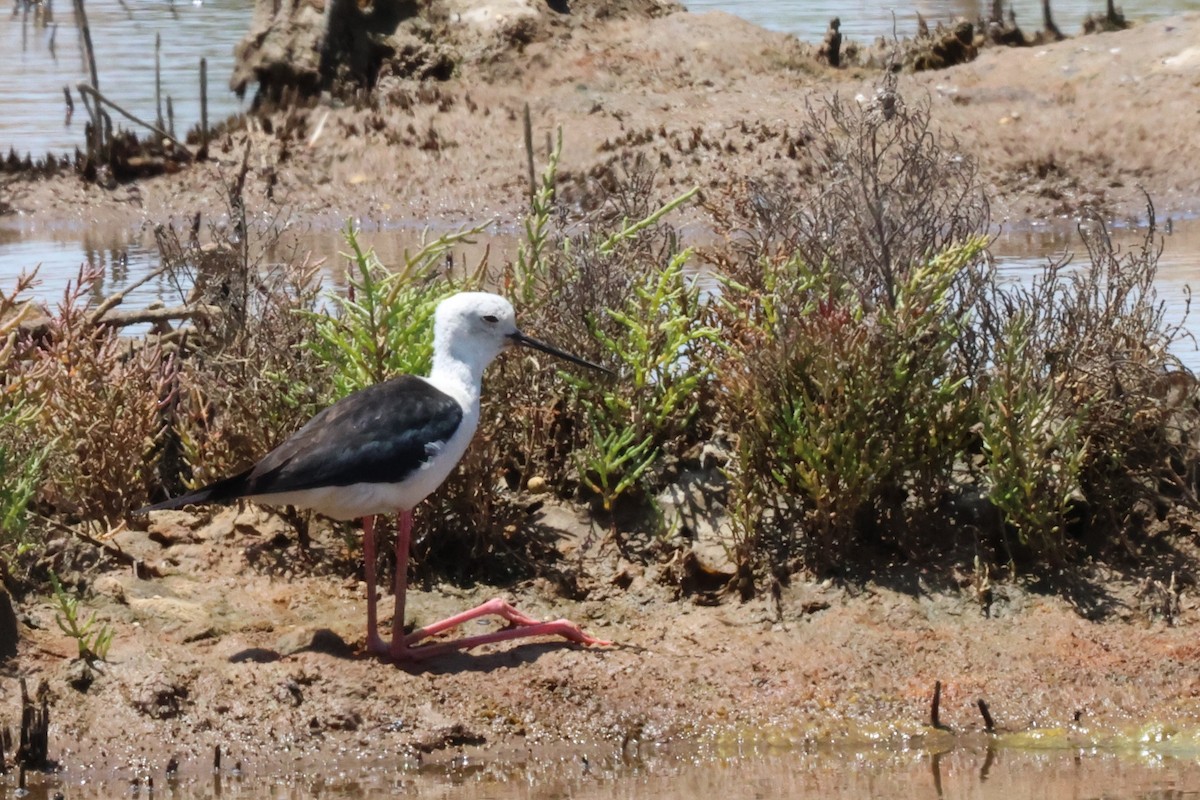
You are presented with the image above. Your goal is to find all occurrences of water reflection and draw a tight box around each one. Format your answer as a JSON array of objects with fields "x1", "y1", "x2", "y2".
[
  {"x1": 7, "y1": 218, "x2": 1198, "y2": 364},
  {"x1": 991, "y1": 221, "x2": 1200, "y2": 368},
  {"x1": 0, "y1": 222, "x2": 162, "y2": 308},
  {"x1": 4, "y1": 739, "x2": 1200, "y2": 799}
]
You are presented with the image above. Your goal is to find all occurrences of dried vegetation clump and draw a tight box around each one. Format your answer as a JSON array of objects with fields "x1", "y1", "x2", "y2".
[
  {"x1": 701, "y1": 75, "x2": 1198, "y2": 590},
  {"x1": 2, "y1": 77, "x2": 1199, "y2": 612}
]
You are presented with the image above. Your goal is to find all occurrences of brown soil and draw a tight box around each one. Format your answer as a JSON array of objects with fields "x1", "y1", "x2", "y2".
[
  {"x1": 5, "y1": 2, "x2": 1200, "y2": 788},
  {"x1": 6, "y1": 502, "x2": 1200, "y2": 787}
]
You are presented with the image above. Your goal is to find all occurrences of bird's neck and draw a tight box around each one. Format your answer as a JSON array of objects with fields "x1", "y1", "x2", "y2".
[{"x1": 429, "y1": 349, "x2": 487, "y2": 409}]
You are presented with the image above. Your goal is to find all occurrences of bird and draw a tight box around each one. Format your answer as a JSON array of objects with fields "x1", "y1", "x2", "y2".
[{"x1": 140, "y1": 291, "x2": 613, "y2": 662}]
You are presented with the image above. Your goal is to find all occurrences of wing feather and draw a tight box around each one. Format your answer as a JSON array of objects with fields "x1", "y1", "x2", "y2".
[{"x1": 139, "y1": 375, "x2": 462, "y2": 511}]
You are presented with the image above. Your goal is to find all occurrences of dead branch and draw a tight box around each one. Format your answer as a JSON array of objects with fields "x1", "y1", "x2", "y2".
[{"x1": 76, "y1": 83, "x2": 193, "y2": 157}]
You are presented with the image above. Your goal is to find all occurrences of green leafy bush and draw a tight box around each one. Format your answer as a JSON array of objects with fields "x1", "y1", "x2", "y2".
[
  {"x1": 978, "y1": 311, "x2": 1086, "y2": 559},
  {"x1": 974, "y1": 205, "x2": 1193, "y2": 561},
  {"x1": 0, "y1": 403, "x2": 45, "y2": 553},
  {"x1": 567, "y1": 250, "x2": 721, "y2": 526},
  {"x1": 721, "y1": 240, "x2": 983, "y2": 569},
  {"x1": 1, "y1": 274, "x2": 46, "y2": 555}
]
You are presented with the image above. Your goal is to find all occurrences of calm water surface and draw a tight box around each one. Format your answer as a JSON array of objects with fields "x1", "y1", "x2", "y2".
[
  {"x1": 3, "y1": 219, "x2": 1198, "y2": 367},
  {"x1": 2, "y1": 0, "x2": 249, "y2": 156},
  {"x1": 686, "y1": 0, "x2": 1200, "y2": 41},
  {"x1": 3, "y1": 739, "x2": 1200, "y2": 799}
]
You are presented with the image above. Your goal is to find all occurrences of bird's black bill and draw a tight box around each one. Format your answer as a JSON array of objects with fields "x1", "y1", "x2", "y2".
[{"x1": 510, "y1": 331, "x2": 613, "y2": 375}]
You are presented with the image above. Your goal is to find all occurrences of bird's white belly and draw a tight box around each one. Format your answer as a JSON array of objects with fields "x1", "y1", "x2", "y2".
[{"x1": 249, "y1": 411, "x2": 480, "y2": 521}]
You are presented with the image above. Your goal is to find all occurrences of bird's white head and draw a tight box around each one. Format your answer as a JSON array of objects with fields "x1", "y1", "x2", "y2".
[
  {"x1": 432, "y1": 292, "x2": 519, "y2": 371},
  {"x1": 430, "y1": 292, "x2": 610, "y2": 391}
]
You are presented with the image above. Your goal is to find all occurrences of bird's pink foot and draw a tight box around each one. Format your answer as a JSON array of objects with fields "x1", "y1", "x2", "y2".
[
  {"x1": 381, "y1": 597, "x2": 611, "y2": 661},
  {"x1": 365, "y1": 631, "x2": 389, "y2": 656}
]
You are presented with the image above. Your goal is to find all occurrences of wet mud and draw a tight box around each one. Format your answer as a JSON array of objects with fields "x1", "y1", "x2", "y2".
[{"x1": 4, "y1": 2, "x2": 1200, "y2": 792}]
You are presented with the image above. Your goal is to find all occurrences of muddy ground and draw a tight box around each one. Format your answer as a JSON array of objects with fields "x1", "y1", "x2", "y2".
[{"x1": 4, "y1": 2, "x2": 1200, "y2": 788}]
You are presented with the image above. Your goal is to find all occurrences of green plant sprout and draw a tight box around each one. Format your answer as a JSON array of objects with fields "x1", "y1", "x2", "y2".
[
  {"x1": 49, "y1": 571, "x2": 113, "y2": 663},
  {"x1": 305, "y1": 220, "x2": 488, "y2": 398},
  {"x1": 979, "y1": 311, "x2": 1087, "y2": 559},
  {"x1": 0, "y1": 403, "x2": 47, "y2": 549},
  {"x1": 511, "y1": 129, "x2": 562, "y2": 308}
]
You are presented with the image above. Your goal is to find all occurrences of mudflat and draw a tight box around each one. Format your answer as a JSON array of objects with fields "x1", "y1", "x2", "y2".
[{"x1": 3, "y1": 2, "x2": 1200, "y2": 788}]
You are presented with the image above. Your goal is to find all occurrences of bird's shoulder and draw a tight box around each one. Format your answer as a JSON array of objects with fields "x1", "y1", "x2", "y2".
[{"x1": 310, "y1": 374, "x2": 462, "y2": 430}]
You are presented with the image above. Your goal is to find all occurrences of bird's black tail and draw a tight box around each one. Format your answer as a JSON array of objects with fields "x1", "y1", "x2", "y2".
[{"x1": 137, "y1": 467, "x2": 255, "y2": 514}]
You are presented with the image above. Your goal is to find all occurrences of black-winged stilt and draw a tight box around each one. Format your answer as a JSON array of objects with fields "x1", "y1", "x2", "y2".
[{"x1": 140, "y1": 292, "x2": 612, "y2": 661}]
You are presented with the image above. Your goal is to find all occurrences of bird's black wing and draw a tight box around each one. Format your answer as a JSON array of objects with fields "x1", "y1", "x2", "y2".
[{"x1": 140, "y1": 375, "x2": 463, "y2": 511}]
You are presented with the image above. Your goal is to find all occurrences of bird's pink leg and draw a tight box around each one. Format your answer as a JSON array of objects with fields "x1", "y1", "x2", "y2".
[
  {"x1": 371, "y1": 511, "x2": 611, "y2": 663},
  {"x1": 361, "y1": 515, "x2": 387, "y2": 655},
  {"x1": 393, "y1": 597, "x2": 613, "y2": 662},
  {"x1": 388, "y1": 510, "x2": 413, "y2": 661}
]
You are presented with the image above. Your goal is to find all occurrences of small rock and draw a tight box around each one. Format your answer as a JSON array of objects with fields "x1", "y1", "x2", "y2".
[
  {"x1": 312, "y1": 706, "x2": 361, "y2": 731},
  {"x1": 92, "y1": 575, "x2": 127, "y2": 604},
  {"x1": 413, "y1": 723, "x2": 486, "y2": 753},
  {"x1": 126, "y1": 672, "x2": 190, "y2": 719},
  {"x1": 129, "y1": 596, "x2": 211, "y2": 640},
  {"x1": 198, "y1": 507, "x2": 240, "y2": 541},
  {"x1": 147, "y1": 521, "x2": 196, "y2": 547},
  {"x1": 527, "y1": 476, "x2": 549, "y2": 494}
]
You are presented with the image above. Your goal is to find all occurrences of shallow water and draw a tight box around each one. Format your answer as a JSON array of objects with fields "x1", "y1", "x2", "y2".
[
  {"x1": 2, "y1": 1, "x2": 1199, "y2": 353},
  {"x1": 4, "y1": 737, "x2": 1200, "y2": 799},
  {"x1": 685, "y1": 0, "x2": 1200, "y2": 42},
  {"x1": 3, "y1": 218, "x2": 1199, "y2": 367},
  {"x1": 1, "y1": 0, "x2": 249, "y2": 157}
]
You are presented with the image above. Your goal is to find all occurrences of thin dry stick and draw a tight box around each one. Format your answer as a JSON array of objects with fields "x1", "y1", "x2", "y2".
[
  {"x1": 76, "y1": 83, "x2": 193, "y2": 155},
  {"x1": 72, "y1": 0, "x2": 99, "y2": 91},
  {"x1": 155, "y1": 33, "x2": 163, "y2": 129},
  {"x1": 307, "y1": 110, "x2": 329, "y2": 148},
  {"x1": 72, "y1": 0, "x2": 104, "y2": 157},
  {"x1": 930, "y1": 680, "x2": 942, "y2": 728},
  {"x1": 84, "y1": 262, "x2": 173, "y2": 328},
  {"x1": 523, "y1": 102, "x2": 536, "y2": 205},
  {"x1": 200, "y1": 57, "x2": 209, "y2": 156},
  {"x1": 1042, "y1": 0, "x2": 1063, "y2": 40},
  {"x1": 97, "y1": 304, "x2": 222, "y2": 329},
  {"x1": 33, "y1": 514, "x2": 162, "y2": 578},
  {"x1": 977, "y1": 699, "x2": 995, "y2": 731}
]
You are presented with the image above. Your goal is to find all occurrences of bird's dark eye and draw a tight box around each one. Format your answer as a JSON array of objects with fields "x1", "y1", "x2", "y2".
[{"x1": 482, "y1": 315, "x2": 499, "y2": 324}]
